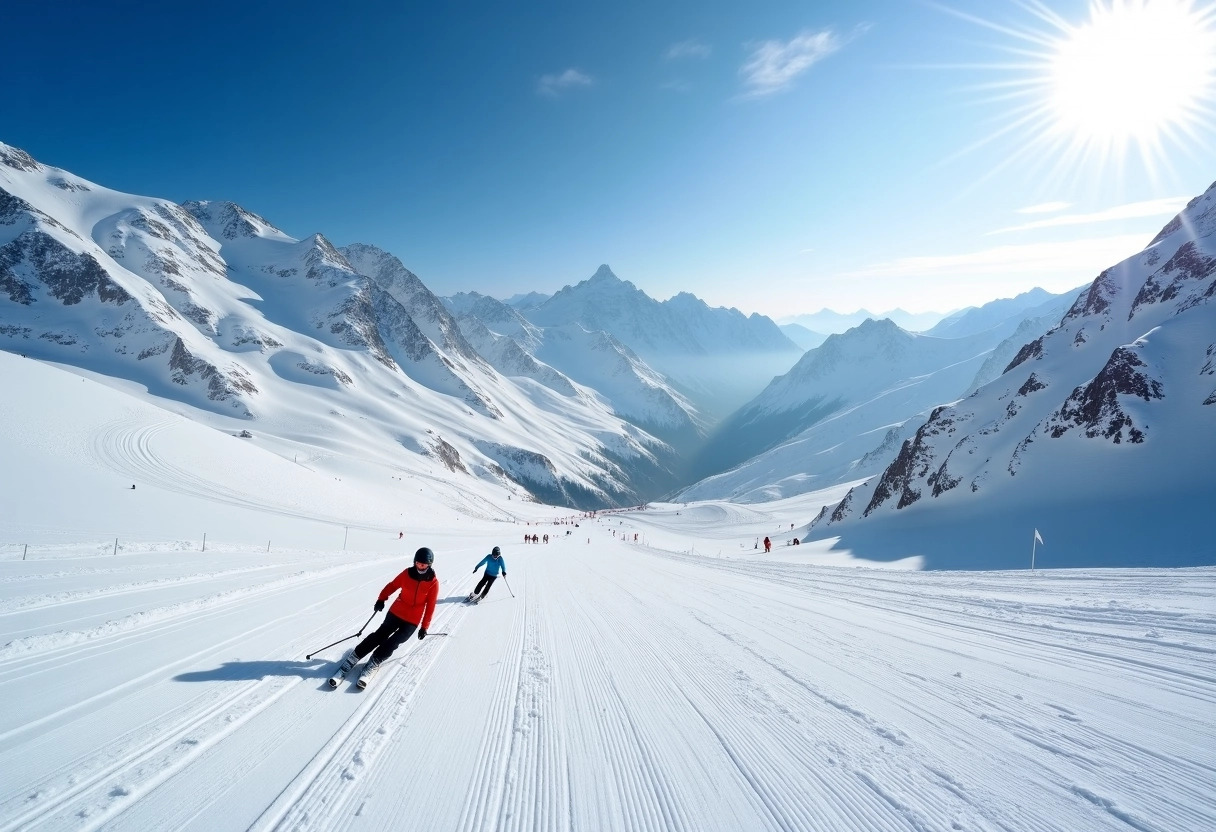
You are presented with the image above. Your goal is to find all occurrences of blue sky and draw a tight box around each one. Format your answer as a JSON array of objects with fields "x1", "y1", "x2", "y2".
[{"x1": 5, "y1": 0, "x2": 1214, "y2": 317}]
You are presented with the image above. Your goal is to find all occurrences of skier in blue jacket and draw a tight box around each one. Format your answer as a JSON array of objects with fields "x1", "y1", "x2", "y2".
[{"x1": 468, "y1": 546, "x2": 507, "y2": 602}]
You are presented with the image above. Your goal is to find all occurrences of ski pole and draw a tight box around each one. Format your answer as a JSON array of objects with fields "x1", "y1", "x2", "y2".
[
  {"x1": 306, "y1": 611, "x2": 377, "y2": 659},
  {"x1": 503, "y1": 576, "x2": 515, "y2": 598}
]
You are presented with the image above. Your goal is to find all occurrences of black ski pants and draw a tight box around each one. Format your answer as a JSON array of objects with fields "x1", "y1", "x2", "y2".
[
  {"x1": 354, "y1": 611, "x2": 417, "y2": 663},
  {"x1": 474, "y1": 574, "x2": 497, "y2": 598}
]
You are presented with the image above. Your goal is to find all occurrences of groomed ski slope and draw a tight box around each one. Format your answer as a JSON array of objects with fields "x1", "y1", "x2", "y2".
[{"x1": 2, "y1": 539, "x2": 1212, "y2": 832}]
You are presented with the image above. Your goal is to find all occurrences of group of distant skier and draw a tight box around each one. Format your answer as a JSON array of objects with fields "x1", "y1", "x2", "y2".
[{"x1": 327, "y1": 544, "x2": 508, "y2": 690}]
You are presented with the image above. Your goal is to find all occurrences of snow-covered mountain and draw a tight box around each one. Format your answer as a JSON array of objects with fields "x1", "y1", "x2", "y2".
[
  {"x1": 781, "y1": 306, "x2": 950, "y2": 335},
  {"x1": 779, "y1": 322, "x2": 827, "y2": 350},
  {"x1": 677, "y1": 286, "x2": 1092, "y2": 503},
  {"x1": 0, "y1": 142, "x2": 677, "y2": 509},
  {"x1": 808, "y1": 182, "x2": 1216, "y2": 568},
  {"x1": 446, "y1": 291, "x2": 704, "y2": 452},
  {"x1": 925, "y1": 286, "x2": 1084, "y2": 340},
  {"x1": 524, "y1": 265, "x2": 804, "y2": 419},
  {"x1": 960, "y1": 288, "x2": 1086, "y2": 395},
  {"x1": 502, "y1": 290, "x2": 550, "y2": 311},
  {"x1": 680, "y1": 319, "x2": 1000, "y2": 497}
]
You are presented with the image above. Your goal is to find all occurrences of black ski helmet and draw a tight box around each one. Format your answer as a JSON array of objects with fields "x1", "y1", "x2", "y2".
[
  {"x1": 414, "y1": 547, "x2": 434, "y2": 565},
  {"x1": 492, "y1": 546, "x2": 501, "y2": 557}
]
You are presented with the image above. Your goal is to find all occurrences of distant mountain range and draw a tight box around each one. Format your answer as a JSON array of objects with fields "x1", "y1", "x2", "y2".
[
  {"x1": 522, "y1": 265, "x2": 803, "y2": 421},
  {"x1": 778, "y1": 323, "x2": 827, "y2": 351},
  {"x1": 780, "y1": 307, "x2": 951, "y2": 334},
  {"x1": 5, "y1": 138, "x2": 1208, "y2": 549},
  {"x1": 804, "y1": 182, "x2": 1216, "y2": 568}
]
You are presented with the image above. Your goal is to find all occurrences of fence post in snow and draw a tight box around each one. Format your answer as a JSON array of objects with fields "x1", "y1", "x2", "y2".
[
  {"x1": 267, "y1": 540, "x2": 271, "y2": 552},
  {"x1": 23, "y1": 544, "x2": 28, "y2": 561},
  {"x1": 202, "y1": 532, "x2": 207, "y2": 552},
  {"x1": 113, "y1": 538, "x2": 118, "y2": 556}
]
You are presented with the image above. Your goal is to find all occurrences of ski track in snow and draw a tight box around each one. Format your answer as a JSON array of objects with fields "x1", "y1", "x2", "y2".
[
  {"x1": 88, "y1": 416, "x2": 379, "y2": 530},
  {"x1": 249, "y1": 587, "x2": 476, "y2": 832},
  {"x1": 1, "y1": 542, "x2": 1212, "y2": 831}
]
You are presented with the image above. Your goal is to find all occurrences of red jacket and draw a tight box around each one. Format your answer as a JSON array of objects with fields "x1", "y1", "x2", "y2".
[{"x1": 378, "y1": 566, "x2": 439, "y2": 629}]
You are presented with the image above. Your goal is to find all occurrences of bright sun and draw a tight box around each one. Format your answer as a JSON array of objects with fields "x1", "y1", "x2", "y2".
[
  {"x1": 952, "y1": 0, "x2": 1216, "y2": 183},
  {"x1": 1049, "y1": 0, "x2": 1216, "y2": 148}
]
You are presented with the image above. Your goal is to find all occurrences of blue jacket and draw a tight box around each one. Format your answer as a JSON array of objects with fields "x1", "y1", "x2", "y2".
[{"x1": 474, "y1": 553, "x2": 507, "y2": 576}]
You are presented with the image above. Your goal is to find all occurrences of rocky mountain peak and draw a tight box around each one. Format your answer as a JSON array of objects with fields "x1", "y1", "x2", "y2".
[
  {"x1": 0, "y1": 143, "x2": 41, "y2": 173},
  {"x1": 181, "y1": 200, "x2": 285, "y2": 241},
  {"x1": 590, "y1": 264, "x2": 619, "y2": 283}
]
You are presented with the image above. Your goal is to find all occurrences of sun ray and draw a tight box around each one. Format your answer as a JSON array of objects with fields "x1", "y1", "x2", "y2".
[{"x1": 935, "y1": 0, "x2": 1216, "y2": 193}]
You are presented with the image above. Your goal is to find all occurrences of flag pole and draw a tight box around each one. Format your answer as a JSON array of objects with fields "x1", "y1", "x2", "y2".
[{"x1": 1031, "y1": 529, "x2": 1037, "y2": 571}]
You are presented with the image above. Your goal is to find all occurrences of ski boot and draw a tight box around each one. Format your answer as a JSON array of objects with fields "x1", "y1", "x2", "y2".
[
  {"x1": 328, "y1": 648, "x2": 359, "y2": 689},
  {"x1": 356, "y1": 656, "x2": 382, "y2": 690}
]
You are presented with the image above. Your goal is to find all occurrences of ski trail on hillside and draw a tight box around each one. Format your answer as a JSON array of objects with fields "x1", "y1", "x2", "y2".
[
  {"x1": 591, "y1": 561, "x2": 937, "y2": 832},
  {"x1": 544, "y1": 562, "x2": 707, "y2": 831},
  {"x1": 448, "y1": 579, "x2": 530, "y2": 831},
  {"x1": 642, "y1": 548, "x2": 1216, "y2": 830},
  {"x1": 486, "y1": 583, "x2": 571, "y2": 832},
  {"x1": 0, "y1": 571, "x2": 390, "y2": 831},
  {"x1": 0, "y1": 562, "x2": 291, "y2": 615},
  {"x1": 249, "y1": 582, "x2": 478, "y2": 832},
  {"x1": 0, "y1": 558, "x2": 394, "y2": 666},
  {"x1": 87, "y1": 416, "x2": 382, "y2": 529}
]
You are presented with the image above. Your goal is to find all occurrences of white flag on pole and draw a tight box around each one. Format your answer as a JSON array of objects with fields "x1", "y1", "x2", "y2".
[{"x1": 1034, "y1": 528, "x2": 1044, "y2": 545}]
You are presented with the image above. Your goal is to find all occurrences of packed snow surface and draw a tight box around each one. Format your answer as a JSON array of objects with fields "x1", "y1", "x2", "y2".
[
  {"x1": 5, "y1": 540, "x2": 1212, "y2": 831},
  {"x1": 2, "y1": 356, "x2": 1213, "y2": 832}
]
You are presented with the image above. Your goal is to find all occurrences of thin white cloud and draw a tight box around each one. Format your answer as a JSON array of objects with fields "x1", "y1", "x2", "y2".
[
  {"x1": 739, "y1": 29, "x2": 841, "y2": 98},
  {"x1": 665, "y1": 39, "x2": 712, "y2": 60},
  {"x1": 537, "y1": 69, "x2": 593, "y2": 98},
  {"x1": 990, "y1": 198, "x2": 1189, "y2": 235},
  {"x1": 834, "y1": 234, "x2": 1149, "y2": 280},
  {"x1": 660, "y1": 79, "x2": 693, "y2": 93},
  {"x1": 1016, "y1": 201, "x2": 1072, "y2": 214}
]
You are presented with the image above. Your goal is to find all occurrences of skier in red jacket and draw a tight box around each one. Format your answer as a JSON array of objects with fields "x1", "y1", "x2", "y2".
[
  {"x1": 330, "y1": 547, "x2": 439, "y2": 688},
  {"x1": 763, "y1": 536, "x2": 771, "y2": 553}
]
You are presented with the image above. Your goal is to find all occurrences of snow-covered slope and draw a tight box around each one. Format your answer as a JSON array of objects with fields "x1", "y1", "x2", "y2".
[
  {"x1": 681, "y1": 319, "x2": 998, "y2": 496},
  {"x1": 677, "y1": 287, "x2": 1097, "y2": 504},
  {"x1": 810, "y1": 183, "x2": 1216, "y2": 568},
  {"x1": 961, "y1": 287, "x2": 1086, "y2": 394},
  {"x1": 534, "y1": 323, "x2": 704, "y2": 445},
  {"x1": 447, "y1": 291, "x2": 704, "y2": 449},
  {"x1": 0, "y1": 143, "x2": 675, "y2": 508},
  {"x1": 525, "y1": 265, "x2": 803, "y2": 419},
  {"x1": 2, "y1": 354, "x2": 1211, "y2": 831},
  {"x1": 927, "y1": 287, "x2": 1059, "y2": 338}
]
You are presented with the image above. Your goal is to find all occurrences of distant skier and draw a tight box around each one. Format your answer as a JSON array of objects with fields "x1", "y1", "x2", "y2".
[
  {"x1": 330, "y1": 547, "x2": 439, "y2": 689},
  {"x1": 467, "y1": 546, "x2": 507, "y2": 602},
  {"x1": 763, "y1": 536, "x2": 771, "y2": 553}
]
